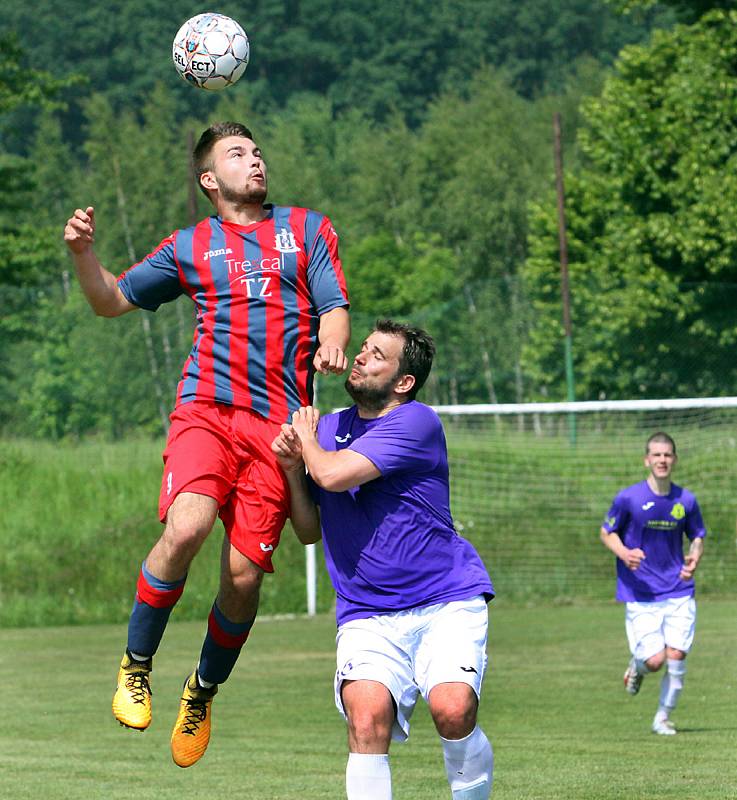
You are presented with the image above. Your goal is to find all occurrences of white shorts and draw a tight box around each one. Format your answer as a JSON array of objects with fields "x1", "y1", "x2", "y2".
[
  {"x1": 625, "y1": 595, "x2": 696, "y2": 660},
  {"x1": 334, "y1": 595, "x2": 489, "y2": 742}
]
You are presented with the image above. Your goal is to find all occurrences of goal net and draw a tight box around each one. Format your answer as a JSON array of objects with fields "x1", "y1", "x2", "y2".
[{"x1": 435, "y1": 398, "x2": 737, "y2": 605}]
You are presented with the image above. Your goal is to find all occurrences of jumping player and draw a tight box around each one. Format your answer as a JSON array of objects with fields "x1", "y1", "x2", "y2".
[
  {"x1": 600, "y1": 432, "x2": 706, "y2": 736},
  {"x1": 63, "y1": 122, "x2": 350, "y2": 767},
  {"x1": 272, "y1": 320, "x2": 494, "y2": 799}
]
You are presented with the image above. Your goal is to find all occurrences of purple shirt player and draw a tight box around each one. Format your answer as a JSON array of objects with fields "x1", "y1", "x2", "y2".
[
  {"x1": 599, "y1": 432, "x2": 706, "y2": 737},
  {"x1": 272, "y1": 321, "x2": 495, "y2": 800},
  {"x1": 602, "y1": 480, "x2": 706, "y2": 603},
  {"x1": 311, "y1": 401, "x2": 493, "y2": 625}
]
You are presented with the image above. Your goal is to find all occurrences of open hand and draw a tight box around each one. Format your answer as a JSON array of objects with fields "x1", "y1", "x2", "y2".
[
  {"x1": 291, "y1": 406, "x2": 320, "y2": 443},
  {"x1": 271, "y1": 424, "x2": 304, "y2": 473}
]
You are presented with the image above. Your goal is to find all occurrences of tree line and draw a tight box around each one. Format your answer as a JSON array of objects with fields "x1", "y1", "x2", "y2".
[{"x1": 3, "y1": 1, "x2": 736, "y2": 439}]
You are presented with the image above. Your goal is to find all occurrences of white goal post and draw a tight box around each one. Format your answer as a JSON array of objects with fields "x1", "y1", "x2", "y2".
[{"x1": 432, "y1": 396, "x2": 737, "y2": 414}]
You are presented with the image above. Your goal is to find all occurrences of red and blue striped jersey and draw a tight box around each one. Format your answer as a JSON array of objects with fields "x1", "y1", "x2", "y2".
[{"x1": 117, "y1": 205, "x2": 349, "y2": 424}]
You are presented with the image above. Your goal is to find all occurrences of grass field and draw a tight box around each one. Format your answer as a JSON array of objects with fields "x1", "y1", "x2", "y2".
[
  {"x1": 3, "y1": 431, "x2": 737, "y2": 626},
  {"x1": 2, "y1": 599, "x2": 736, "y2": 799}
]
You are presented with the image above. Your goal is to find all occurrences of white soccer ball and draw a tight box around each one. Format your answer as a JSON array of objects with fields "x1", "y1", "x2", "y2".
[{"x1": 172, "y1": 13, "x2": 250, "y2": 91}]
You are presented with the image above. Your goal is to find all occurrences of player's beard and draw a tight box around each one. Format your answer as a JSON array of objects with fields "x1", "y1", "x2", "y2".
[
  {"x1": 217, "y1": 176, "x2": 267, "y2": 206},
  {"x1": 344, "y1": 371, "x2": 398, "y2": 412}
]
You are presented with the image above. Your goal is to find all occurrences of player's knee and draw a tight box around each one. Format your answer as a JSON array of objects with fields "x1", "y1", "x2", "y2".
[
  {"x1": 164, "y1": 520, "x2": 209, "y2": 553},
  {"x1": 645, "y1": 651, "x2": 666, "y2": 672},
  {"x1": 164, "y1": 494, "x2": 218, "y2": 549},
  {"x1": 223, "y1": 562, "x2": 264, "y2": 602},
  {"x1": 346, "y1": 706, "x2": 393, "y2": 749},
  {"x1": 434, "y1": 708, "x2": 477, "y2": 740},
  {"x1": 431, "y1": 699, "x2": 478, "y2": 739},
  {"x1": 161, "y1": 515, "x2": 213, "y2": 564}
]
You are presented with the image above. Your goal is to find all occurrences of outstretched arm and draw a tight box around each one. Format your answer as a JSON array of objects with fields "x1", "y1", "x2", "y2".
[
  {"x1": 271, "y1": 425, "x2": 322, "y2": 545},
  {"x1": 600, "y1": 527, "x2": 646, "y2": 571},
  {"x1": 63, "y1": 206, "x2": 136, "y2": 317},
  {"x1": 314, "y1": 306, "x2": 350, "y2": 375}
]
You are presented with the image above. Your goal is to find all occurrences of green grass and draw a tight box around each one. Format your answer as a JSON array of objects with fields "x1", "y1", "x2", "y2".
[
  {"x1": 0, "y1": 438, "x2": 335, "y2": 626},
  {"x1": 2, "y1": 425, "x2": 737, "y2": 626},
  {"x1": 2, "y1": 600, "x2": 736, "y2": 799}
]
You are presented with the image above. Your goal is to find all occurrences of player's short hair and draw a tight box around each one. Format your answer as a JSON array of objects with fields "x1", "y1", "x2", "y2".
[
  {"x1": 374, "y1": 319, "x2": 435, "y2": 401},
  {"x1": 646, "y1": 432, "x2": 676, "y2": 455},
  {"x1": 193, "y1": 121, "x2": 255, "y2": 199}
]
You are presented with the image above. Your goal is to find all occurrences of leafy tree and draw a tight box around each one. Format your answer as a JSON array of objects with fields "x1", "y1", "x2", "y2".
[
  {"x1": 0, "y1": 34, "x2": 80, "y2": 435},
  {"x1": 14, "y1": 87, "x2": 199, "y2": 438},
  {"x1": 6, "y1": 0, "x2": 668, "y2": 132},
  {"x1": 610, "y1": 0, "x2": 727, "y2": 24},
  {"x1": 403, "y1": 71, "x2": 554, "y2": 402},
  {"x1": 0, "y1": 1, "x2": 678, "y2": 436},
  {"x1": 522, "y1": 9, "x2": 737, "y2": 400},
  {"x1": 0, "y1": 32, "x2": 74, "y2": 114}
]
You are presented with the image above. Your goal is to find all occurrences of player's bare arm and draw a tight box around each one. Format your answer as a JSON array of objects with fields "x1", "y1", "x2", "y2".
[
  {"x1": 290, "y1": 406, "x2": 380, "y2": 492},
  {"x1": 271, "y1": 426, "x2": 321, "y2": 544},
  {"x1": 600, "y1": 528, "x2": 646, "y2": 571},
  {"x1": 63, "y1": 206, "x2": 137, "y2": 318},
  {"x1": 680, "y1": 536, "x2": 704, "y2": 580},
  {"x1": 314, "y1": 306, "x2": 350, "y2": 374}
]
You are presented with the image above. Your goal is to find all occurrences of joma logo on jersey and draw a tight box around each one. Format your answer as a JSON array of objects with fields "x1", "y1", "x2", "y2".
[
  {"x1": 203, "y1": 247, "x2": 233, "y2": 261},
  {"x1": 274, "y1": 227, "x2": 300, "y2": 253}
]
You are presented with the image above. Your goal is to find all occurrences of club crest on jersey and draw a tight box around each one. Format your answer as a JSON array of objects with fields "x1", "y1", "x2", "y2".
[{"x1": 274, "y1": 227, "x2": 300, "y2": 253}]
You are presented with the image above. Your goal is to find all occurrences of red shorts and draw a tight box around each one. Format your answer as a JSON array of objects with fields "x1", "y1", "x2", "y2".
[{"x1": 159, "y1": 401, "x2": 289, "y2": 572}]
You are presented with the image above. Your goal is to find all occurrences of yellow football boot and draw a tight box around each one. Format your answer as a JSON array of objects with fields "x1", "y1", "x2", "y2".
[
  {"x1": 112, "y1": 651, "x2": 152, "y2": 730},
  {"x1": 171, "y1": 671, "x2": 218, "y2": 768}
]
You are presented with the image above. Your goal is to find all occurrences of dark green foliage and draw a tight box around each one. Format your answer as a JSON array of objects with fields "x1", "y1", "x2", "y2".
[
  {"x1": 5, "y1": 0, "x2": 663, "y2": 131},
  {"x1": 611, "y1": 0, "x2": 730, "y2": 24},
  {"x1": 7, "y1": 0, "x2": 736, "y2": 438},
  {"x1": 0, "y1": 37, "x2": 82, "y2": 428},
  {"x1": 523, "y1": 9, "x2": 737, "y2": 400}
]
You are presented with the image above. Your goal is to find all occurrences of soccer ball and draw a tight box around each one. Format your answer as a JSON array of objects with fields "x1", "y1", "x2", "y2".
[{"x1": 172, "y1": 13, "x2": 250, "y2": 91}]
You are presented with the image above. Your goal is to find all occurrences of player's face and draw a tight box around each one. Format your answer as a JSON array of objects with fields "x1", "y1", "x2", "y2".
[
  {"x1": 345, "y1": 331, "x2": 406, "y2": 410},
  {"x1": 644, "y1": 442, "x2": 676, "y2": 480},
  {"x1": 208, "y1": 136, "x2": 268, "y2": 204}
]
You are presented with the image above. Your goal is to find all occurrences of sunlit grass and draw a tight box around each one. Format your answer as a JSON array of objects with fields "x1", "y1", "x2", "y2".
[{"x1": 2, "y1": 600, "x2": 736, "y2": 799}]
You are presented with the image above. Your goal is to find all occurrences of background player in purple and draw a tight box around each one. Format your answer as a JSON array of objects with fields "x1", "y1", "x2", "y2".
[
  {"x1": 272, "y1": 320, "x2": 494, "y2": 800},
  {"x1": 63, "y1": 121, "x2": 350, "y2": 767},
  {"x1": 600, "y1": 432, "x2": 706, "y2": 736}
]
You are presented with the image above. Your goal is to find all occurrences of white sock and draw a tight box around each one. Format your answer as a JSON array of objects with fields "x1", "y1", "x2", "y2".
[
  {"x1": 196, "y1": 669, "x2": 216, "y2": 690},
  {"x1": 441, "y1": 726, "x2": 493, "y2": 800},
  {"x1": 658, "y1": 658, "x2": 686, "y2": 715},
  {"x1": 129, "y1": 651, "x2": 150, "y2": 663},
  {"x1": 346, "y1": 753, "x2": 392, "y2": 800}
]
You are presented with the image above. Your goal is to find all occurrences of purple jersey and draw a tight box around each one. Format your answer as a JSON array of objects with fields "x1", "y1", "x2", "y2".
[
  {"x1": 117, "y1": 206, "x2": 348, "y2": 424},
  {"x1": 310, "y1": 401, "x2": 494, "y2": 626},
  {"x1": 602, "y1": 480, "x2": 706, "y2": 602}
]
